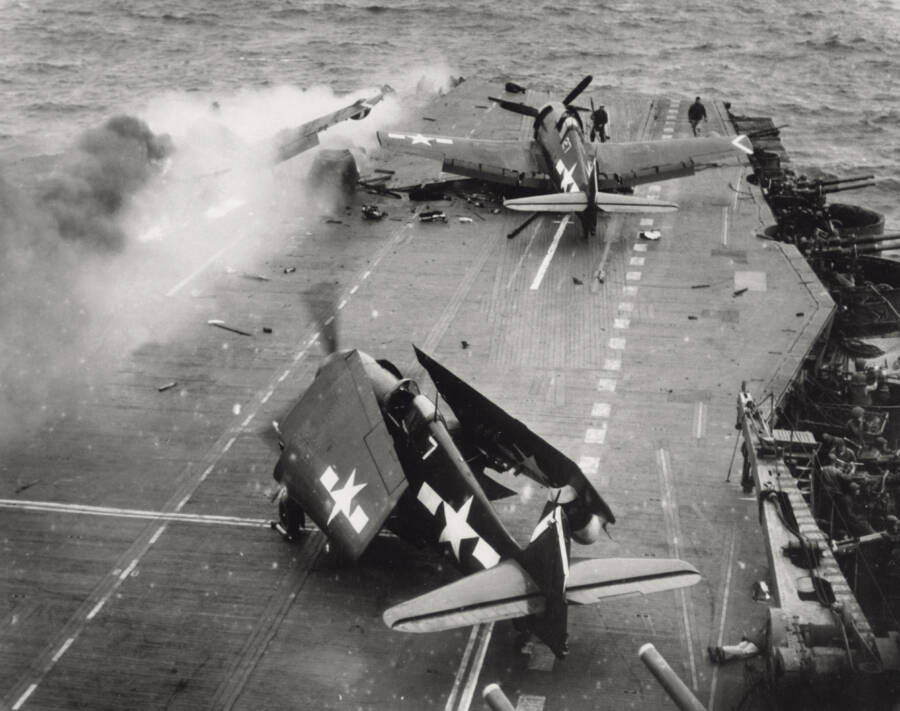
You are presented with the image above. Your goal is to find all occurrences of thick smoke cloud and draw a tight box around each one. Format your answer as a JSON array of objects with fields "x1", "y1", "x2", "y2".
[
  {"x1": 36, "y1": 115, "x2": 172, "y2": 251},
  {"x1": 0, "y1": 73, "x2": 451, "y2": 446}
]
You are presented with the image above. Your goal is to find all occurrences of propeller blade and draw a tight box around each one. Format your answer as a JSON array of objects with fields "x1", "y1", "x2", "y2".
[
  {"x1": 305, "y1": 281, "x2": 341, "y2": 355},
  {"x1": 488, "y1": 96, "x2": 539, "y2": 117},
  {"x1": 563, "y1": 75, "x2": 593, "y2": 106},
  {"x1": 535, "y1": 105, "x2": 554, "y2": 127}
]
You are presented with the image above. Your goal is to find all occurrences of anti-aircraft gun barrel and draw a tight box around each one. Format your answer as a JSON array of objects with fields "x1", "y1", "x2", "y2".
[
  {"x1": 810, "y1": 238, "x2": 900, "y2": 258},
  {"x1": 818, "y1": 174, "x2": 874, "y2": 187},
  {"x1": 821, "y1": 180, "x2": 876, "y2": 195},
  {"x1": 639, "y1": 643, "x2": 708, "y2": 711},
  {"x1": 818, "y1": 232, "x2": 900, "y2": 249}
]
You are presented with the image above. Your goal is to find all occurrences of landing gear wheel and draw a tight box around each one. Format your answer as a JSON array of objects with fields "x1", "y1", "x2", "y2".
[{"x1": 276, "y1": 491, "x2": 305, "y2": 541}]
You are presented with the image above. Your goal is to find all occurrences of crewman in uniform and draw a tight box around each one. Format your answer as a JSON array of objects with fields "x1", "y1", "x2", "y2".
[
  {"x1": 590, "y1": 105, "x2": 609, "y2": 143},
  {"x1": 688, "y1": 97, "x2": 707, "y2": 136}
]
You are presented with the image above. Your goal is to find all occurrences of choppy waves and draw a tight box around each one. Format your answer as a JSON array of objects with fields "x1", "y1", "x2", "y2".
[{"x1": 1, "y1": 0, "x2": 897, "y2": 221}]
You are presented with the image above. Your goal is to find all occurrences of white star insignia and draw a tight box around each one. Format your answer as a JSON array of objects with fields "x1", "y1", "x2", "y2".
[
  {"x1": 409, "y1": 133, "x2": 433, "y2": 146},
  {"x1": 555, "y1": 159, "x2": 578, "y2": 192},
  {"x1": 321, "y1": 466, "x2": 369, "y2": 533},
  {"x1": 439, "y1": 496, "x2": 478, "y2": 560}
]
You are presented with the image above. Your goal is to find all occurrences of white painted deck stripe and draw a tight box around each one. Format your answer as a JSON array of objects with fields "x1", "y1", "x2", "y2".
[{"x1": 530, "y1": 215, "x2": 570, "y2": 290}]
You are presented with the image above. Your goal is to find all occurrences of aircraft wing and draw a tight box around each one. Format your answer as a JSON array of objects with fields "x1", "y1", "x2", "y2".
[
  {"x1": 413, "y1": 346, "x2": 615, "y2": 524},
  {"x1": 383, "y1": 556, "x2": 700, "y2": 633},
  {"x1": 591, "y1": 134, "x2": 752, "y2": 189},
  {"x1": 261, "y1": 86, "x2": 391, "y2": 165},
  {"x1": 273, "y1": 350, "x2": 407, "y2": 559},
  {"x1": 377, "y1": 131, "x2": 549, "y2": 188}
]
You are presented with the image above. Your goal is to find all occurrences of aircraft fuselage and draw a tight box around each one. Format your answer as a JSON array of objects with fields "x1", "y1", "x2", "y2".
[{"x1": 533, "y1": 102, "x2": 597, "y2": 236}]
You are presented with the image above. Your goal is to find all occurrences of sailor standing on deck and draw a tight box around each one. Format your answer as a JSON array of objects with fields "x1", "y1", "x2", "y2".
[
  {"x1": 688, "y1": 97, "x2": 707, "y2": 136},
  {"x1": 590, "y1": 105, "x2": 609, "y2": 143}
]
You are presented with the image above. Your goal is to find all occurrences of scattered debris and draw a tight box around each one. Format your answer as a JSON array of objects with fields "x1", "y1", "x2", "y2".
[
  {"x1": 461, "y1": 340, "x2": 470, "y2": 349},
  {"x1": 573, "y1": 277, "x2": 583, "y2": 285},
  {"x1": 14, "y1": 481, "x2": 38, "y2": 494},
  {"x1": 361, "y1": 204, "x2": 386, "y2": 220},
  {"x1": 419, "y1": 210, "x2": 448, "y2": 223},
  {"x1": 691, "y1": 284, "x2": 711, "y2": 289},
  {"x1": 241, "y1": 273, "x2": 270, "y2": 282},
  {"x1": 795, "y1": 312, "x2": 805, "y2": 317},
  {"x1": 283, "y1": 266, "x2": 296, "y2": 274},
  {"x1": 688, "y1": 315, "x2": 698, "y2": 320},
  {"x1": 639, "y1": 230, "x2": 661, "y2": 241},
  {"x1": 491, "y1": 208, "x2": 501, "y2": 214},
  {"x1": 262, "y1": 327, "x2": 273, "y2": 334},
  {"x1": 208, "y1": 319, "x2": 252, "y2": 337},
  {"x1": 458, "y1": 216, "x2": 473, "y2": 224},
  {"x1": 158, "y1": 381, "x2": 178, "y2": 392},
  {"x1": 324, "y1": 218, "x2": 343, "y2": 224},
  {"x1": 733, "y1": 287, "x2": 749, "y2": 297}
]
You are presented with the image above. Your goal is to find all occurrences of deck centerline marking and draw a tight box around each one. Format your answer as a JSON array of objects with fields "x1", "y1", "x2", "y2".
[
  {"x1": 721, "y1": 206, "x2": 730, "y2": 246},
  {"x1": 530, "y1": 215, "x2": 570, "y2": 290},
  {"x1": 456, "y1": 622, "x2": 494, "y2": 711},
  {"x1": 708, "y1": 523, "x2": 739, "y2": 711},
  {"x1": 506, "y1": 218, "x2": 543, "y2": 289},
  {"x1": 51, "y1": 638, "x2": 75, "y2": 664},
  {"x1": 12, "y1": 684, "x2": 37, "y2": 711},
  {"x1": 446, "y1": 625, "x2": 481, "y2": 711},
  {"x1": 0, "y1": 499, "x2": 271, "y2": 527},
  {"x1": 165, "y1": 232, "x2": 247, "y2": 297},
  {"x1": 658, "y1": 448, "x2": 699, "y2": 689}
]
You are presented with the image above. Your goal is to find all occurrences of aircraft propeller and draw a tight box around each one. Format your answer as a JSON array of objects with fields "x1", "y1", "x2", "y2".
[
  {"x1": 489, "y1": 75, "x2": 593, "y2": 129},
  {"x1": 562, "y1": 75, "x2": 592, "y2": 107}
]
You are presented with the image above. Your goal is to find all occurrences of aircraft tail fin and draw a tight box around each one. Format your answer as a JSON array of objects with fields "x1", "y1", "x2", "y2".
[{"x1": 503, "y1": 192, "x2": 678, "y2": 214}]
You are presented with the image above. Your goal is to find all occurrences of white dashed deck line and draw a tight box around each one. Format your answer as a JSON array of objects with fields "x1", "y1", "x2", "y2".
[
  {"x1": 51, "y1": 638, "x2": 75, "y2": 664},
  {"x1": 585, "y1": 427, "x2": 607, "y2": 445},
  {"x1": 614, "y1": 318, "x2": 630, "y2": 329},
  {"x1": 629, "y1": 257, "x2": 645, "y2": 266},
  {"x1": 12, "y1": 684, "x2": 37, "y2": 710},
  {"x1": 596, "y1": 378, "x2": 617, "y2": 392},
  {"x1": 626, "y1": 271, "x2": 642, "y2": 281},
  {"x1": 624, "y1": 285, "x2": 639, "y2": 296},
  {"x1": 608, "y1": 337, "x2": 626, "y2": 350},
  {"x1": 604, "y1": 358, "x2": 622, "y2": 372},
  {"x1": 591, "y1": 403, "x2": 611, "y2": 418}
]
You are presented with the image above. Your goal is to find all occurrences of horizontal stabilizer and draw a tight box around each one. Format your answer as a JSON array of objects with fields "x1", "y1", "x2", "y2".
[
  {"x1": 383, "y1": 556, "x2": 701, "y2": 634},
  {"x1": 504, "y1": 192, "x2": 678, "y2": 214},
  {"x1": 384, "y1": 559, "x2": 543, "y2": 633},
  {"x1": 565, "y1": 557, "x2": 701, "y2": 605}
]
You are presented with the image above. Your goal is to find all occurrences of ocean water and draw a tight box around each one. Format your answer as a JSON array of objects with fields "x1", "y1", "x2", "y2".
[{"x1": 1, "y1": 0, "x2": 897, "y2": 222}]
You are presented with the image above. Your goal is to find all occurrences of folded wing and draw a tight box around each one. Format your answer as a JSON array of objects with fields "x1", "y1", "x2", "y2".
[
  {"x1": 413, "y1": 345, "x2": 615, "y2": 525},
  {"x1": 274, "y1": 350, "x2": 407, "y2": 559}
]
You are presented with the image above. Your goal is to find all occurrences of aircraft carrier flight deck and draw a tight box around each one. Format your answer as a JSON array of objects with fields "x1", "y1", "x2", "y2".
[{"x1": 2, "y1": 82, "x2": 833, "y2": 710}]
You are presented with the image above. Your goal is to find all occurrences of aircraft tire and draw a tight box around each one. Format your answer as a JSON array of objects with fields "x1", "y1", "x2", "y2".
[{"x1": 279, "y1": 495, "x2": 306, "y2": 539}]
